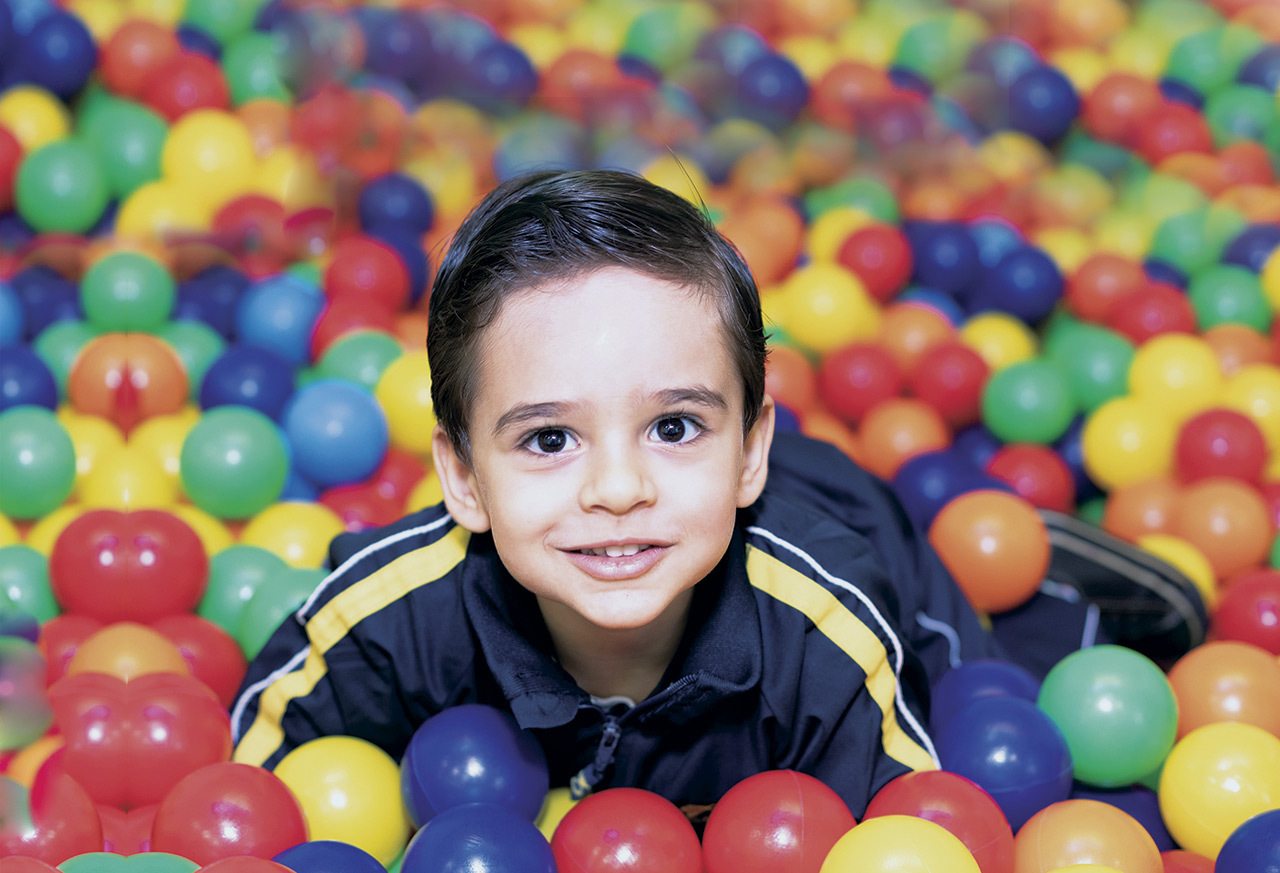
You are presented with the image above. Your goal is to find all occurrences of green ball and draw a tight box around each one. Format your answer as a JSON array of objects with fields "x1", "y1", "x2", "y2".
[
  {"x1": 803, "y1": 175, "x2": 900, "y2": 224},
  {"x1": 621, "y1": 2, "x2": 716, "y2": 73},
  {"x1": 180, "y1": 406, "x2": 288, "y2": 519},
  {"x1": 981, "y1": 359, "x2": 1077, "y2": 445},
  {"x1": 1188, "y1": 265, "x2": 1272, "y2": 331},
  {"x1": 315, "y1": 330, "x2": 405, "y2": 393},
  {"x1": 58, "y1": 852, "x2": 199, "y2": 873},
  {"x1": 1059, "y1": 131, "x2": 1141, "y2": 181},
  {"x1": 1271, "y1": 529, "x2": 1280, "y2": 569},
  {"x1": 0, "y1": 544, "x2": 59, "y2": 623},
  {"x1": 32, "y1": 319, "x2": 99, "y2": 401},
  {"x1": 894, "y1": 15, "x2": 966, "y2": 84},
  {"x1": 78, "y1": 97, "x2": 166, "y2": 198},
  {"x1": 14, "y1": 139, "x2": 109, "y2": 234},
  {"x1": 80, "y1": 251, "x2": 176, "y2": 333},
  {"x1": 1164, "y1": 24, "x2": 1263, "y2": 96},
  {"x1": 1124, "y1": 171, "x2": 1209, "y2": 224},
  {"x1": 1204, "y1": 84, "x2": 1280, "y2": 149},
  {"x1": 1076, "y1": 496, "x2": 1108, "y2": 526},
  {"x1": 235, "y1": 566, "x2": 326, "y2": 659},
  {"x1": 0, "y1": 637, "x2": 53, "y2": 751},
  {"x1": 223, "y1": 32, "x2": 291, "y2": 105},
  {"x1": 286, "y1": 260, "x2": 323, "y2": 286},
  {"x1": 180, "y1": 0, "x2": 265, "y2": 45},
  {"x1": 1045, "y1": 322, "x2": 1135, "y2": 413},
  {"x1": 198, "y1": 544, "x2": 288, "y2": 638},
  {"x1": 157, "y1": 320, "x2": 226, "y2": 401},
  {"x1": 1148, "y1": 205, "x2": 1248, "y2": 276},
  {"x1": 0, "y1": 406, "x2": 76, "y2": 520},
  {"x1": 1037, "y1": 644, "x2": 1178, "y2": 788}
]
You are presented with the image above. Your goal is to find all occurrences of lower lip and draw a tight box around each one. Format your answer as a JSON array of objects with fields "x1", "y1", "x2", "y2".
[{"x1": 563, "y1": 546, "x2": 668, "y2": 581}]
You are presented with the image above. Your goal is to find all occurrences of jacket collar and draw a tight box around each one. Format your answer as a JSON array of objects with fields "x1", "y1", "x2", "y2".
[{"x1": 461, "y1": 525, "x2": 763, "y2": 730}]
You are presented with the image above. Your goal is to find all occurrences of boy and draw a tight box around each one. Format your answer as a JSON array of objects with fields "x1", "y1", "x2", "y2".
[{"x1": 230, "y1": 170, "x2": 1199, "y2": 817}]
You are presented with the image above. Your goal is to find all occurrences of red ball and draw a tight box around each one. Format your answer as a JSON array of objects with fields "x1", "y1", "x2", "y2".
[
  {"x1": 906, "y1": 340, "x2": 990, "y2": 428},
  {"x1": 0, "y1": 124, "x2": 21, "y2": 214},
  {"x1": 1174, "y1": 408, "x2": 1268, "y2": 485},
  {"x1": 1213, "y1": 568, "x2": 1280, "y2": 655},
  {"x1": 319, "y1": 481, "x2": 404, "y2": 533},
  {"x1": 817, "y1": 343, "x2": 904, "y2": 425},
  {"x1": 98, "y1": 802, "x2": 157, "y2": 856},
  {"x1": 550, "y1": 787, "x2": 701, "y2": 873},
  {"x1": 310, "y1": 295, "x2": 398, "y2": 360},
  {"x1": 200, "y1": 860, "x2": 295, "y2": 873},
  {"x1": 212, "y1": 195, "x2": 291, "y2": 279},
  {"x1": 702, "y1": 770, "x2": 856, "y2": 873},
  {"x1": 150, "y1": 762, "x2": 308, "y2": 865},
  {"x1": 372, "y1": 447, "x2": 428, "y2": 503},
  {"x1": 0, "y1": 753, "x2": 103, "y2": 865},
  {"x1": 139, "y1": 51, "x2": 230, "y2": 121},
  {"x1": 1065, "y1": 254, "x2": 1148, "y2": 323},
  {"x1": 986, "y1": 443, "x2": 1076, "y2": 513},
  {"x1": 150, "y1": 613, "x2": 249, "y2": 709},
  {"x1": 1260, "y1": 480, "x2": 1280, "y2": 528},
  {"x1": 322, "y1": 235, "x2": 410, "y2": 312},
  {"x1": 1137, "y1": 102, "x2": 1214, "y2": 164},
  {"x1": 48, "y1": 509, "x2": 209, "y2": 624},
  {"x1": 99, "y1": 19, "x2": 181, "y2": 98},
  {"x1": 37, "y1": 613, "x2": 105, "y2": 686},
  {"x1": 836, "y1": 224, "x2": 913, "y2": 303},
  {"x1": 1104, "y1": 282, "x2": 1197, "y2": 345},
  {"x1": 1081, "y1": 74, "x2": 1162, "y2": 146},
  {"x1": 1160, "y1": 849, "x2": 1215, "y2": 872},
  {"x1": 865, "y1": 770, "x2": 1014, "y2": 873}
]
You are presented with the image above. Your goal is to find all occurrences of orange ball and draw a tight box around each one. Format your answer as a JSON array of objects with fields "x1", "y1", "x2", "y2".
[
  {"x1": 237, "y1": 98, "x2": 294, "y2": 158},
  {"x1": 765, "y1": 344, "x2": 819, "y2": 416},
  {"x1": 1167, "y1": 640, "x2": 1280, "y2": 739},
  {"x1": 857, "y1": 397, "x2": 950, "y2": 480},
  {"x1": 66, "y1": 622, "x2": 192, "y2": 681},
  {"x1": 928, "y1": 489, "x2": 1050, "y2": 614},
  {"x1": 718, "y1": 193, "x2": 805, "y2": 288},
  {"x1": 67, "y1": 333, "x2": 188, "y2": 435},
  {"x1": 1171, "y1": 477, "x2": 1274, "y2": 581},
  {"x1": 876, "y1": 302, "x2": 956, "y2": 374},
  {"x1": 1014, "y1": 799, "x2": 1162, "y2": 873},
  {"x1": 800, "y1": 410, "x2": 862, "y2": 462},
  {"x1": 1203, "y1": 324, "x2": 1273, "y2": 377},
  {"x1": 1101, "y1": 476, "x2": 1181, "y2": 542}
]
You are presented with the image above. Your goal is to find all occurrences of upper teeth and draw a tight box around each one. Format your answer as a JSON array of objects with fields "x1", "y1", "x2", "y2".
[{"x1": 583, "y1": 545, "x2": 649, "y2": 557}]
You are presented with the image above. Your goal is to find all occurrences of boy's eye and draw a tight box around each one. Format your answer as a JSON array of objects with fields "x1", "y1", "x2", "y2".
[
  {"x1": 528, "y1": 429, "x2": 577, "y2": 454},
  {"x1": 651, "y1": 416, "x2": 699, "y2": 444}
]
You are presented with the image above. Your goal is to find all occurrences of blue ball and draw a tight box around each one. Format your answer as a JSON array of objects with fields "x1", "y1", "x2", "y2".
[
  {"x1": 695, "y1": 24, "x2": 771, "y2": 79},
  {"x1": 1142, "y1": 258, "x2": 1188, "y2": 289},
  {"x1": 199, "y1": 344, "x2": 296, "y2": 419},
  {"x1": 371, "y1": 229, "x2": 430, "y2": 305},
  {"x1": 773, "y1": 402, "x2": 801, "y2": 433},
  {"x1": 1008, "y1": 66, "x2": 1080, "y2": 143},
  {"x1": 11, "y1": 266, "x2": 80, "y2": 337},
  {"x1": 0, "y1": 2, "x2": 13, "y2": 65},
  {"x1": 935, "y1": 695, "x2": 1074, "y2": 831},
  {"x1": 930, "y1": 658, "x2": 1041, "y2": 734},
  {"x1": 951, "y1": 423, "x2": 1002, "y2": 470},
  {"x1": 11, "y1": 10, "x2": 97, "y2": 98},
  {"x1": 0, "y1": 345, "x2": 58, "y2": 411},
  {"x1": 274, "y1": 840, "x2": 385, "y2": 873},
  {"x1": 966, "y1": 37, "x2": 1042, "y2": 89},
  {"x1": 282, "y1": 379, "x2": 388, "y2": 487},
  {"x1": 0, "y1": 281, "x2": 23, "y2": 346},
  {"x1": 969, "y1": 246, "x2": 1064, "y2": 322},
  {"x1": 400, "y1": 803, "x2": 557, "y2": 873},
  {"x1": 462, "y1": 40, "x2": 538, "y2": 115},
  {"x1": 5, "y1": 0, "x2": 54, "y2": 39},
  {"x1": 1239, "y1": 44, "x2": 1280, "y2": 92},
  {"x1": 0, "y1": 213, "x2": 35, "y2": 248},
  {"x1": 279, "y1": 463, "x2": 319, "y2": 502},
  {"x1": 400, "y1": 703, "x2": 549, "y2": 827},
  {"x1": 1216, "y1": 808, "x2": 1280, "y2": 873},
  {"x1": 360, "y1": 7, "x2": 432, "y2": 84},
  {"x1": 1157, "y1": 76, "x2": 1204, "y2": 109},
  {"x1": 359, "y1": 172, "x2": 435, "y2": 237},
  {"x1": 888, "y1": 65, "x2": 933, "y2": 97},
  {"x1": 175, "y1": 265, "x2": 251, "y2": 340},
  {"x1": 734, "y1": 52, "x2": 809, "y2": 130},
  {"x1": 176, "y1": 24, "x2": 221, "y2": 59},
  {"x1": 968, "y1": 217, "x2": 1026, "y2": 270},
  {"x1": 492, "y1": 112, "x2": 589, "y2": 182},
  {"x1": 419, "y1": 8, "x2": 499, "y2": 96},
  {"x1": 1223, "y1": 224, "x2": 1280, "y2": 273},
  {"x1": 236, "y1": 273, "x2": 326, "y2": 367},
  {"x1": 909, "y1": 222, "x2": 981, "y2": 296},
  {"x1": 892, "y1": 450, "x2": 999, "y2": 531}
]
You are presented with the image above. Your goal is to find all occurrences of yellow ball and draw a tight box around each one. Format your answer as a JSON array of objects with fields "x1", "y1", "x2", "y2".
[
  {"x1": 127, "y1": 0, "x2": 185, "y2": 27},
  {"x1": 1092, "y1": 209, "x2": 1157, "y2": 261},
  {"x1": 130, "y1": 410, "x2": 199, "y2": 497},
  {"x1": 0, "y1": 86, "x2": 72, "y2": 151},
  {"x1": 977, "y1": 132, "x2": 1051, "y2": 187},
  {"x1": 375, "y1": 351, "x2": 437, "y2": 458},
  {"x1": 1031, "y1": 227, "x2": 1093, "y2": 275},
  {"x1": 58, "y1": 410, "x2": 126, "y2": 499},
  {"x1": 507, "y1": 23, "x2": 568, "y2": 69},
  {"x1": 1158, "y1": 722, "x2": 1280, "y2": 859},
  {"x1": 404, "y1": 471, "x2": 444, "y2": 515},
  {"x1": 1048, "y1": 47, "x2": 1110, "y2": 93},
  {"x1": 959, "y1": 312, "x2": 1038, "y2": 371},
  {"x1": 253, "y1": 144, "x2": 330, "y2": 213},
  {"x1": 1107, "y1": 27, "x2": 1172, "y2": 79},
  {"x1": 0, "y1": 513, "x2": 18, "y2": 548},
  {"x1": 1222, "y1": 364, "x2": 1280, "y2": 450},
  {"x1": 168, "y1": 503, "x2": 235, "y2": 557},
  {"x1": 778, "y1": 35, "x2": 840, "y2": 80},
  {"x1": 79, "y1": 444, "x2": 177, "y2": 510},
  {"x1": 116, "y1": 179, "x2": 213, "y2": 240},
  {"x1": 1127, "y1": 334, "x2": 1223, "y2": 425},
  {"x1": 805, "y1": 206, "x2": 873, "y2": 262},
  {"x1": 1262, "y1": 248, "x2": 1280, "y2": 311},
  {"x1": 402, "y1": 149, "x2": 479, "y2": 223},
  {"x1": 161, "y1": 109, "x2": 258, "y2": 198},
  {"x1": 240, "y1": 501, "x2": 344, "y2": 568},
  {"x1": 1046, "y1": 866, "x2": 1125, "y2": 873},
  {"x1": 781, "y1": 263, "x2": 881, "y2": 354},
  {"x1": 65, "y1": 0, "x2": 127, "y2": 40},
  {"x1": 25, "y1": 505, "x2": 88, "y2": 556},
  {"x1": 1081, "y1": 396, "x2": 1176, "y2": 490},
  {"x1": 535, "y1": 786, "x2": 578, "y2": 841},
  {"x1": 820, "y1": 814, "x2": 981, "y2": 873},
  {"x1": 564, "y1": 0, "x2": 636, "y2": 54},
  {"x1": 275, "y1": 735, "x2": 412, "y2": 867},
  {"x1": 1136, "y1": 534, "x2": 1219, "y2": 611},
  {"x1": 641, "y1": 152, "x2": 713, "y2": 207}
]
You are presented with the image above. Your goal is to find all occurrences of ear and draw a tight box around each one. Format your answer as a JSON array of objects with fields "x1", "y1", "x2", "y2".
[
  {"x1": 736, "y1": 395, "x2": 775, "y2": 508},
  {"x1": 431, "y1": 426, "x2": 492, "y2": 533}
]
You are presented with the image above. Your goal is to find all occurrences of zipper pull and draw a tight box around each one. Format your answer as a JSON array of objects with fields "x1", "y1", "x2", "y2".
[{"x1": 569, "y1": 718, "x2": 622, "y2": 800}]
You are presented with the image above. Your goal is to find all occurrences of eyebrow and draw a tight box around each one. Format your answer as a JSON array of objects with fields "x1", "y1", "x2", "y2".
[{"x1": 491, "y1": 386, "x2": 730, "y2": 438}]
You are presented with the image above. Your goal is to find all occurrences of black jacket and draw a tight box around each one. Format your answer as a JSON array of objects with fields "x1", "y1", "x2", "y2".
[{"x1": 230, "y1": 432, "x2": 997, "y2": 817}]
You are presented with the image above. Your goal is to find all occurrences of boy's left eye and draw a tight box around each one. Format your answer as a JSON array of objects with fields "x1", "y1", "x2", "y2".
[{"x1": 650, "y1": 416, "x2": 700, "y2": 444}]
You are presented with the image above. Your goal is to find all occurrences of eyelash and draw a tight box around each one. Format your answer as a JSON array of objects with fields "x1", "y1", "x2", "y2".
[{"x1": 519, "y1": 413, "x2": 708, "y2": 456}]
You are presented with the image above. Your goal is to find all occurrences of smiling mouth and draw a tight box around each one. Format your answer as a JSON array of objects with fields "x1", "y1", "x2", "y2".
[{"x1": 576, "y1": 545, "x2": 654, "y2": 557}]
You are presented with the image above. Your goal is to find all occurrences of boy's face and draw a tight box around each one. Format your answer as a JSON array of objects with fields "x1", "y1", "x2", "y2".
[{"x1": 434, "y1": 266, "x2": 774, "y2": 636}]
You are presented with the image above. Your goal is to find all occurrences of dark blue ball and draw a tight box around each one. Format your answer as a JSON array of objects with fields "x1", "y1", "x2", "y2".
[
  {"x1": 279, "y1": 464, "x2": 319, "y2": 502},
  {"x1": 274, "y1": 840, "x2": 385, "y2": 873},
  {"x1": 966, "y1": 36, "x2": 1042, "y2": 89},
  {"x1": 359, "y1": 172, "x2": 435, "y2": 237},
  {"x1": 0, "y1": 345, "x2": 58, "y2": 411},
  {"x1": 175, "y1": 265, "x2": 251, "y2": 340},
  {"x1": 892, "y1": 450, "x2": 996, "y2": 531},
  {"x1": 951, "y1": 423, "x2": 1002, "y2": 470},
  {"x1": 1238, "y1": 44, "x2": 1280, "y2": 92},
  {"x1": 969, "y1": 246, "x2": 1064, "y2": 323},
  {"x1": 1142, "y1": 258, "x2": 1188, "y2": 289},
  {"x1": 176, "y1": 24, "x2": 221, "y2": 60},
  {"x1": 1008, "y1": 66, "x2": 1080, "y2": 143},
  {"x1": 695, "y1": 24, "x2": 770, "y2": 79},
  {"x1": 0, "y1": 212, "x2": 35, "y2": 248},
  {"x1": 1223, "y1": 224, "x2": 1280, "y2": 273},
  {"x1": 1216, "y1": 808, "x2": 1280, "y2": 873},
  {"x1": 199, "y1": 344, "x2": 296, "y2": 420},
  {"x1": 909, "y1": 222, "x2": 981, "y2": 297},
  {"x1": 400, "y1": 803, "x2": 557, "y2": 873},
  {"x1": 930, "y1": 658, "x2": 1041, "y2": 734},
  {"x1": 10, "y1": 10, "x2": 98, "y2": 98},
  {"x1": 371, "y1": 229, "x2": 430, "y2": 305},
  {"x1": 0, "y1": 281, "x2": 23, "y2": 346},
  {"x1": 11, "y1": 266, "x2": 81, "y2": 337},
  {"x1": 773, "y1": 402, "x2": 801, "y2": 433},
  {"x1": 968, "y1": 217, "x2": 1026, "y2": 270},
  {"x1": 360, "y1": 7, "x2": 432, "y2": 84},
  {"x1": 0, "y1": 2, "x2": 13, "y2": 67},
  {"x1": 462, "y1": 40, "x2": 538, "y2": 115},
  {"x1": 888, "y1": 65, "x2": 933, "y2": 97},
  {"x1": 1158, "y1": 76, "x2": 1204, "y2": 110},
  {"x1": 734, "y1": 52, "x2": 809, "y2": 130}
]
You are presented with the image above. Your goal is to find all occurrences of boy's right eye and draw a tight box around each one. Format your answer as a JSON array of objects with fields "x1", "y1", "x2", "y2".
[{"x1": 526, "y1": 428, "x2": 577, "y2": 455}]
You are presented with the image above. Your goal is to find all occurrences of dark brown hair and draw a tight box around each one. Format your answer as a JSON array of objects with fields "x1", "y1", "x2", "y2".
[{"x1": 427, "y1": 169, "x2": 767, "y2": 463}]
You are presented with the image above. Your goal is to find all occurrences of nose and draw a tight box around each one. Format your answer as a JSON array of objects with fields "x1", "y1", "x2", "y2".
[{"x1": 579, "y1": 439, "x2": 656, "y2": 515}]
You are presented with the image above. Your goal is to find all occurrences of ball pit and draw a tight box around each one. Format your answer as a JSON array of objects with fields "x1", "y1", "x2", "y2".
[{"x1": 1, "y1": 0, "x2": 1279, "y2": 866}]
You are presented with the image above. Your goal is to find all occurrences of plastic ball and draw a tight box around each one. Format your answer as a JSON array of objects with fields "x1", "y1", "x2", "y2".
[
  {"x1": 198, "y1": 543, "x2": 286, "y2": 636},
  {"x1": 929, "y1": 658, "x2": 1041, "y2": 735},
  {"x1": 1148, "y1": 206, "x2": 1248, "y2": 278},
  {"x1": 1014, "y1": 799, "x2": 1162, "y2": 873},
  {"x1": 1167, "y1": 640, "x2": 1280, "y2": 738},
  {"x1": 9, "y1": 9, "x2": 97, "y2": 99},
  {"x1": 174, "y1": 265, "x2": 249, "y2": 339},
  {"x1": 857, "y1": 397, "x2": 951, "y2": 480},
  {"x1": 282, "y1": 380, "x2": 389, "y2": 488},
  {"x1": 835, "y1": 224, "x2": 912, "y2": 304},
  {"x1": 909, "y1": 222, "x2": 981, "y2": 297},
  {"x1": 1008, "y1": 65, "x2": 1080, "y2": 143},
  {"x1": 782, "y1": 263, "x2": 880, "y2": 354},
  {"x1": 0, "y1": 405, "x2": 75, "y2": 519},
  {"x1": 1137, "y1": 533, "x2": 1220, "y2": 612},
  {"x1": 99, "y1": 19, "x2": 181, "y2": 97},
  {"x1": 1212, "y1": 570, "x2": 1280, "y2": 655},
  {"x1": 159, "y1": 109, "x2": 254, "y2": 212},
  {"x1": 0, "y1": 345, "x2": 57, "y2": 411},
  {"x1": 1158, "y1": 722, "x2": 1280, "y2": 859},
  {"x1": 0, "y1": 542, "x2": 58, "y2": 623},
  {"x1": 551, "y1": 787, "x2": 702, "y2": 873},
  {"x1": 1174, "y1": 408, "x2": 1267, "y2": 484},
  {"x1": 1043, "y1": 321, "x2": 1135, "y2": 413},
  {"x1": 819, "y1": 814, "x2": 981, "y2": 873},
  {"x1": 877, "y1": 301, "x2": 955, "y2": 374},
  {"x1": 928, "y1": 489, "x2": 1050, "y2": 614},
  {"x1": 65, "y1": 621, "x2": 190, "y2": 680},
  {"x1": 66, "y1": 332, "x2": 187, "y2": 434},
  {"x1": 238, "y1": 501, "x2": 342, "y2": 569},
  {"x1": 0, "y1": 636, "x2": 53, "y2": 751},
  {"x1": 374, "y1": 350, "x2": 436, "y2": 457},
  {"x1": 234, "y1": 274, "x2": 326, "y2": 367},
  {"x1": 180, "y1": 406, "x2": 288, "y2": 519},
  {"x1": 14, "y1": 138, "x2": 109, "y2": 234},
  {"x1": 314, "y1": 330, "x2": 404, "y2": 394},
  {"x1": 986, "y1": 443, "x2": 1075, "y2": 513},
  {"x1": 1215, "y1": 808, "x2": 1280, "y2": 873},
  {"x1": 77, "y1": 97, "x2": 167, "y2": 200},
  {"x1": 1223, "y1": 224, "x2": 1280, "y2": 274},
  {"x1": 358, "y1": 172, "x2": 434, "y2": 237},
  {"x1": 275, "y1": 736, "x2": 411, "y2": 866},
  {"x1": 273, "y1": 840, "x2": 385, "y2": 873},
  {"x1": 1128, "y1": 333, "x2": 1224, "y2": 426},
  {"x1": 199, "y1": 344, "x2": 295, "y2": 419},
  {"x1": 1171, "y1": 477, "x2": 1272, "y2": 580},
  {"x1": 323, "y1": 235, "x2": 410, "y2": 314},
  {"x1": 815, "y1": 343, "x2": 902, "y2": 425},
  {"x1": 1222, "y1": 364, "x2": 1280, "y2": 452},
  {"x1": 981, "y1": 359, "x2": 1076, "y2": 445},
  {"x1": 1105, "y1": 282, "x2": 1198, "y2": 345},
  {"x1": 907, "y1": 340, "x2": 989, "y2": 429},
  {"x1": 233, "y1": 565, "x2": 324, "y2": 659},
  {"x1": 79, "y1": 251, "x2": 175, "y2": 333},
  {"x1": 1165, "y1": 24, "x2": 1263, "y2": 96},
  {"x1": 398, "y1": 802, "x2": 555, "y2": 873},
  {"x1": 959, "y1": 312, "x2": 1038, "y2": 372}
]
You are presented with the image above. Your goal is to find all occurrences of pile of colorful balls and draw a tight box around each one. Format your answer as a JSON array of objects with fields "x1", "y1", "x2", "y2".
[{"x1": 1, "y1": 0, "x2": 1280, "y2": 870}]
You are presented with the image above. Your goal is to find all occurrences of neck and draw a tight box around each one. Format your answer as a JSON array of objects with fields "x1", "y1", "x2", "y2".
[{"x1": 539, "y1": 590, "x2": 693, "y2": 703}]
